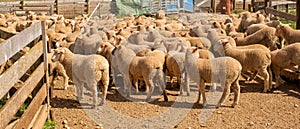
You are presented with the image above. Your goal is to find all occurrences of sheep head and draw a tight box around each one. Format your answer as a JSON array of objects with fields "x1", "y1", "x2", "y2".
[{"x1": 52, "y1": 48, "x2": 66, "y2": 62}]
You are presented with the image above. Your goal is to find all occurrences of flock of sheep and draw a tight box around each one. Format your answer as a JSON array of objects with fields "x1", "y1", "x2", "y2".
[{"x1": 1, "y1": 10, "x2": 300, "y2": 109}]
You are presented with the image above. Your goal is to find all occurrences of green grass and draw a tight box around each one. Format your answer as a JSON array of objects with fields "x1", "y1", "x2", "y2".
[
  {"x1": 231, "y1": 9, "x2": 246, "y2": 14},
  {"x1": 15, "y1": 98, "x2": 31, "y2": 117},
  {"x1": 280, "y1": 20, "x2": 296, "y2": 29},
  {"x1": 43, "y1": 119, "x2": 57, "y2": 129}
]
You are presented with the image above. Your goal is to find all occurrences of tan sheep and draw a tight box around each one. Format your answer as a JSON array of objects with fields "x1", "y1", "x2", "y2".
[
  {"x1": 235, "y1": 27, "x2": 278, "y2": 50},
  {"x1": 220, "y1": 38, "x2": 272, "y2": 92},
  {"x1": 48, "y1": 50, "x2": 69, "y2": 90},
  {"x1": 270, "y1": 43, "x2": 300, "y2": 88},
  {"x1": 245, "y1": 23, "x2": 268, "y2": 36},
  {"x1": 275, "y1": 24, "x2": 300, "y2": 45},
  {"x1": 185, "y1": 48, "x2": 242, "y2": 108},
  {"x1": 52, "y1": 47, "x2": 109, "y2": 107},
  {"x1": 112, "y1": 45, "x2": 168, "y2": 102}
]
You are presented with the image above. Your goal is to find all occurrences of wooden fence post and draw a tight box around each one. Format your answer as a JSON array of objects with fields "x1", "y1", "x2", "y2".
[
  {"x1": 20, "y1": 0, "x2": 24, "y2": 10},
  {"x1": 56, "y1": 0, "x2": 59, "y2": 14},
  {"x1": 285, "y1": 4, "x2": 289, "y2": 13},
  {"x1": 41, "y1": 21, "x2": 51, "y2": 119},
  {"x1": 243, "y1": 0, "x2": 246, "y2": 10},
  {"x1": 297, "y1": 0, "x2": 300, "y2": 29},
  {"x1": 86, "y1": 0, "x2": 90, "y2": 15}
]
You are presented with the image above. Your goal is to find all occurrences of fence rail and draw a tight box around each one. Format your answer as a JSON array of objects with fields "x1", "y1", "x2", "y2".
[{"x1": 0, "y1": 21, "x2": 49, "y2": 129}]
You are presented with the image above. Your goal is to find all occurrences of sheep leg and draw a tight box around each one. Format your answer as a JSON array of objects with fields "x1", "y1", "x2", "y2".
[
  {"x1": 216, "y1": 82, "x2": 230, "y2": 108},
  {"x1": 100, "y1": 83, "x2": 108, "y2": 106},
  {"x1": 249, "y1": 71, "x2": 258, "y2": 81},
  {"x1": 241, "y1": 72, "x2": 251, "y2": 81},
  {"x1": 133, "y1": 78, "x2": 139, "y2": 94},
  {"x1": 268, "y1": 66, "x2": 273, "y2": 89},
  {"x1": 57, "y1": 67, "x2": 69, "y2": 90},
  {"x1": 145, "y1": 80, "x2": 154, "y2": 102},
  {"x1": 200, "y1": 80, "x2": 207, "y2": 107},
  {"x1": 211, "y1": 83, "x2": 217, "y2": 92},
  {"x1": 183, "y1": 71, "x2": 190, "y2": 96},
  {"x1": 231, "y1": 80, "x2": 240, "y2": 108},
  {"x1": 178, "y1": 75, "x2": 183, "y2": 95},
  {"x1": 260, "y1": 68, "x2": 270, "y2": 92},
  {"x1": 90, "y1": 83, "x2": 98, "y2": 108},
  {"x1": 76, "y1": 82, "x2": 84, "y2": 101}
]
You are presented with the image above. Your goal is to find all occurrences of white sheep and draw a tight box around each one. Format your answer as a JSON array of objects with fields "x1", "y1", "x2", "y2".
[
  {"x1": 270, "y1": 43, "x2": 300, "y2": 88},
  {"x1": 51, "y1": 47, "x2": 109, "y2": 108}
]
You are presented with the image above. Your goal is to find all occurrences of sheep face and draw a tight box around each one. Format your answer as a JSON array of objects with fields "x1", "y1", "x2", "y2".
[
  {"x1": 52, "y1": 49, "x2": 65, "y2": 62},
  {"x1": 275, "y1": 24, "x2": 286, "y2": 37}
]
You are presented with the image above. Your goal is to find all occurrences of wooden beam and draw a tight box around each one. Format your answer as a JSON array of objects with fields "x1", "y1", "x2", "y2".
[
  {"x1": 13, "y1": 84, "x2": 47, "y2": 129},
  {"x1": 31, "y1": 105, "x2": 48, "y2": 129},
  {"x1": 0, "y1": 63, "x2": 44, "y2": 129},
  {"x1": 297, "y1": 0, "x2": 300, "y2": 29},
  {"x1": 0, "y1": 21, "x2": 41, "y2": 65},
  {"x1": 266, "y1": 7, "x2": 297, "y2": 21},
  {"x1": 0, "y1": 41, "x2": 43, "y2": 100},
  {"x1": 243, "y1": 0, "x2": 246, "y2": 10}
]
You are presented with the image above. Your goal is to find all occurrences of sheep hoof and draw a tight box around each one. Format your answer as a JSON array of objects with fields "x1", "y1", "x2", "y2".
[
  {"x1": 91, "y1": 105, "x2": 96, "y2": 109},
  {"x1": 145, "y1": 98, "x2": 151, "y2": 102},
  {"x1": 202, "y1": 103, "x2": 207, "y2": 107},
  {"x1": 187, "y1": 93, "x2": 190, "y2": 96}
]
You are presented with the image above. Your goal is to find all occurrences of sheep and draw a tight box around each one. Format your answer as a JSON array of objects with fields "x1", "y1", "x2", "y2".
[
  {"x1": 245, "y1": 23, "x2": 268, "y2": 36},
  {"x1": 165, "y1": 50, "x2": 187, "y2": 95},
  {"x1": 111, "y1": 45, "x2": 168, "y2": 102},
  {"x1": 275, "y1": 24, "x2": 300, "y2": 45},
  {"x1": 51, "y1": 47, "x2": 109, "y2": 108},
  {"x1": 235, "y1": 26, "x2": 278, "y2": 50},
  {"x1": 225, "y1": 23, "x2": 245, "y2": 38},
  {"x1": 264, "y1": 20, "x2": 281, "y2": 28},
  {"x1": 185, "y1": 47, "x2": 242, "y2": 108},
  {"x1": 74, "y1": 32, "x2": 102, "y2": 55},
  {"x1": 270, "y1": 43, "x2": 300, "y2": 88},
  {"x1": 127, "y1": 31, "x2": 153, "y2": 47},
  {"x1": 48, "y1": 50, "x2": 69, "y2": 90},
  {"x1": 220, "y1": 38, "x2": 272, "y2": 92}
]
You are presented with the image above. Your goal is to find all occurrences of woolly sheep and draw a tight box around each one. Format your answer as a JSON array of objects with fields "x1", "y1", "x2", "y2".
[
  {"x1": 220, "y1": 38, "x2": 272, "y2": 92},
  {"x1": 185, "y1": 48, "x2": 242, "y2": 108},
  {"x1": 275, "y1": 24, "x2": 300, "y2": 45},
  {"x1": 112, "y1": 45, "x2": 168, "y2": 101},
  {"x1": 235, "y1": 26, "x2": 278, "y2": 50},
  {"x1": 270, "y1": 43, "x2": 300, "y2": 88},
  {"x1": 52, "y1": 47, "x2": 109, "y2": 107}
]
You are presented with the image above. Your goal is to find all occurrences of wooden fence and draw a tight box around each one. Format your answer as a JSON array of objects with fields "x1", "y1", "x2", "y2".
[
  {"x1": 0, "y1": 21, "x2": 50, "y2": 129},
  {"x1": 0, "y1": 0, "x2": 118, "y2": 19}
]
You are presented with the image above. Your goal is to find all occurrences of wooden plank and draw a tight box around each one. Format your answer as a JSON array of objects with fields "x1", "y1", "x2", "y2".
[
  {"x1": 31, "y1": 105, "x2": 48, "y2": 129},
  {"x1": 0, "y1": 63, "x2": 45, "y2": 129},
  {"x1": 13, "y1": 84, "x2": 47, "y2": 129},
  {"x1": 266, "y1": 7, "x2": 297, "y2": 21},
  {"x1": 4, "y1": 119, "x2": 19, "y2": 129},
  {"x1": 0, "y1": 41, "x2": 43, "y2": 100},
  {"x1": 0, "y1": 21, "x2": 41, "y2": 65},
  {"x1": 42, "y1": 21, "x2": 50, "y2": 119}
]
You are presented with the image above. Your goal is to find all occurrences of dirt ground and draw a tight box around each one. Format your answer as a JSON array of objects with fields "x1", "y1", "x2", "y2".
[{"x1": 50, "y1": 76, "x2": 300, "y2": 129}]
